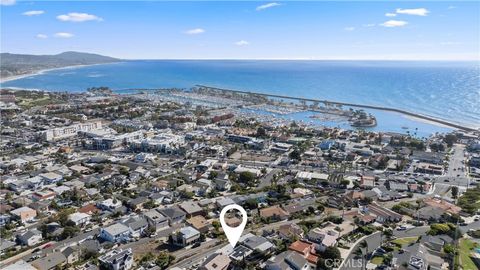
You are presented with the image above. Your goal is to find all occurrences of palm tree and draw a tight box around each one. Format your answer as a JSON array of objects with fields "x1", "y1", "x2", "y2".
[{"x1": 357, "y1": 240, "x2": 369, "y2": 270}]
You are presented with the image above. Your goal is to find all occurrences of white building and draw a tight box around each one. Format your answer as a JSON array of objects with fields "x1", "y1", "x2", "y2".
[
  {"x1": 41, "y1": 120, "x2": 103, "y2": 141},
  {"x1": 100, "y1": 223, "x2": 131, "y2": 243},
  {"x1": 99, "y1": 248, "x2": 133, "y2": 270},
  {"x1": 68, "y1": 212, "x2": 91, "y2": 226}
]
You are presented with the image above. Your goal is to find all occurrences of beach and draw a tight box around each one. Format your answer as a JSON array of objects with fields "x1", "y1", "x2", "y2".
[{"x1": 0, "y1": 63, "x2": 112, "y2": 84}]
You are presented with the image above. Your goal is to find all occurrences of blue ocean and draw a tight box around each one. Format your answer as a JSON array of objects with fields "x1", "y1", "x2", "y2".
[{"x1": 2, "y1": 60, "x2": 479, "y2": 136}]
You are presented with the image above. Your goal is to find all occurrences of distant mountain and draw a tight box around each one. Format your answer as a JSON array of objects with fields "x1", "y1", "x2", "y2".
[{"x1": 1, "y1": 51, "x2": 121, "y2": 79}]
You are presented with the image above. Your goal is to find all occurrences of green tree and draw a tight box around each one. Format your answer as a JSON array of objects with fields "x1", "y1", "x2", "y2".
[
  {"x1": 244, "y1": 198, "x2": 258, "y2": 210},
  {"x1": 289, "y1": 149, "x2": 301, "y2": 161},
  {"x1": 256, "y1": 127, "x2": 267, "y2": 138},
  {"x1": 238, "y1": 171, "x2": 256, "y2": 186},
  {"x1": 61, "y1": 226, "x2": 79, "y2": 239},
  {"x1": 451, "y1": 186, "x2": 458, "y2": 199},
  {"x1": 155, "y1": 251, "x2": 175, "y2": 269},
  {"x1": 444, "y1": 134, "x2": 457, "y2": 147}
]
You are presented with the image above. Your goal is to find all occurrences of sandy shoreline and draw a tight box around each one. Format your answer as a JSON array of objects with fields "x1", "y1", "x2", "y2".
[{"x1": 0, "y1": 63, "x2": 116, "y2": 84}]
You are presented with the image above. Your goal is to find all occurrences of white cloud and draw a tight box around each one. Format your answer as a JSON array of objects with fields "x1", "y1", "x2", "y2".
[
  {"x1": 54, "y1": 32, "x2": 74, "y2": 38},
  {"x1": 448, "y1": 6, "x2": 456, "y2": 10},
  {"x1": 380, "y1": 20, "x2": 408, "y2": 27},
  {"x1": 235, "y1": 40, "x2": 250, "y2": 46},
  {"x1": 256, "y1": 2, "x2": 281, "y2": 11},
  {"x1": 0, "y1": 0, "x2": 15, "y2": 6},
  {"x1": 396, "y1": 8, "x2": 429, "y2": 16},
  {"x1": 36, "y1": 34, "x2": 48, "y2": 39},
  {"x1": 57, "y1": 12, "x2": 103, "y2": 22},
  {"x1": 23, "y1": 10, "x2": 45, "y2": 16},
  {"x1": 385, "y1": 13, "x2": 397, "y2": 17},
  {"x1": 362, "y1": 23, "x2": 376, "y2": 27},
  {"x1": 344, "y1": 27, "x2": 355, "y2": 31},
  {"x1": 185, "y1": 28, "x2": 205, "y2": 35}
]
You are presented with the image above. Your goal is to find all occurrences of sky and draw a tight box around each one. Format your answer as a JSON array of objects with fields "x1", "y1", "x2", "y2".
[{"x1": 1, "y1": 0, "x2": 479, "y2": 60}]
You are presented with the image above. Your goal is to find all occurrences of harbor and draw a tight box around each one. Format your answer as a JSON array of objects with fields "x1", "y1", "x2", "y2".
[
  {"x1": 194, "y1": 85, "x2": 476, "y2": 132},
  {"x1": 123, "y1": 87, "x2": 454, "y2": 137}
]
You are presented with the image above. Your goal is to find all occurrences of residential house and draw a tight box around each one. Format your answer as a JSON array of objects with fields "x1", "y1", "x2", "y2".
[
  {"x1": 187, "y1": 215, "x2": 211, "y2": 233},
  {"x1": 122, "y1": 216, "x2": 149, "y2": 238},
  {"x1": 306, "y1": 227, "x2": 339, "y2": 252},
  {"x1": 199, "y1": 253, "x2": 231, "y2": 270},
  {"x1": 3, "y1": 260, "x2": 37, "y2": 270},
  {"x1": 79, "y1": 203, "x2": 100, "y2": 215},
  {"x1": 265, "y1": 250, "x2": 312, "y2": 270},
  {"x1": 423, "y1": 198, "x2": 461, "y2": 216},
  {"x1": 143, "y1": 209, "x2": 169, "y2": 232},
  {"x1": 39, "y1": 172, "x2": 63, "y2": 184},
  {"x1": 31, "y1": 190, "x2": 56, "y2": 201},
  {"x1": 97, "y1": 198, "x2": 122, "y2": 211},
  {"x1": 193, "y1": 178, "x2": 213, "y2": 195},
  {"x1": 213, "y1": 177, "x2": 232, "y2": 191},
  {"x1": 99, "y1": 248, "x2": 134, "y2": 270},
  {"x1": 68, "y1": 212, "x2": 91, "y2": 226},
  {"x1": 392, "y1": 243, "x2": 447, "y2": 270},
  {"x1": 159, "y1": 206, "x2": 186, "y2": 225},
  {"x1": 17, "y1": 229, "x2": 43, "y2": 246},
  {"x1": 260, "y1": 206, "x2": 289, "y2": 221},
  {"x1": 100, "y1": 223, "x2": 131, "y2": 243},
  {"x1": 127, "y1": 196, "x2": 148, "y2": 211},
  {"x1": 288, "y1": 240, "x2": 319, "y2": 265},
  {"x1": 179, "y1": 201, "x2": 204, "y2": 218},
  {"x1": 278, "y1": 223, "x2": 304, "y2": 240},
  {"x1": 62, "y1": 246, "x2": 80, "y2": 264},
  {"x1": 239, "y1": 233, "x2": 275, "y2": 254},
  {"x1": 174, "y1": 226, "x2": 201, "y2": 247},
  {"x1": 363, "y1": 203, "x2": 403, "y2": 223},
  {"x1": 10, "y1": 206, "x2": 37, "y2": 222},
  {"x1": 360, "y1": 176, "x2": 375, "y2": 189},
  {"x1": 31, "y1": 252, "x2": 67, "y2": 270},
  {"x1": 229, "y1": 245, "x2": 254, "y2": 261},
  {"x1": 216, "y1": 197, "x2": 235, "y2": 209}
]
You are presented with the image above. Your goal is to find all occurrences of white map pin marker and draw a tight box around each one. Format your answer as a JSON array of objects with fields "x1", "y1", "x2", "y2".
[{"x1": 220, "y1": 204, "x2": 247, "y2": 248}]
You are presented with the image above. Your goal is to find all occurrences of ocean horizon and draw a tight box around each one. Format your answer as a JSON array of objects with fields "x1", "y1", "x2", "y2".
[{"x1": 2, "y1": 60, "x2": 479, "y2": 132}]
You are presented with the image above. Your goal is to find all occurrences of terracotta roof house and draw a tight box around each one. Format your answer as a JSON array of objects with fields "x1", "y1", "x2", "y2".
[
  {"x1": 288, "y1": 240, "x2": 319, "y2": 264},
  {"x1": 260, "y1": 205, "x2": 289, "y2": 221},
  {"x1": 79, "y1": 203, "x2": 100, "y2": 214}
]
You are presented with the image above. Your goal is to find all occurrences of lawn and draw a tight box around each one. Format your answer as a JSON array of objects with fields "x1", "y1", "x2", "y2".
[
  {"x1": 391, "y1": 237, "x2": 419, "y2": 246},
  {"x1": 370, "y1": 256, "x2": 384, "y2": 265},
  {"x1": 18, "y1": 96, "x2": 64, "y2": 108},
  {"x1": 457, "y1": 238, "x2": 478, "y2": 270}
]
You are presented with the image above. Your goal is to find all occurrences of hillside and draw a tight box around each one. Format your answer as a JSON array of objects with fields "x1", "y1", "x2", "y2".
[{"x1": 0, "y1": 51, "x2": 120, "y2": 79}]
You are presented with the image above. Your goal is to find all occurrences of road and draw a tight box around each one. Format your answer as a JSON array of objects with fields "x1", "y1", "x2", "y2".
[
  {"x1": 170, "y1": 241, "x2": 226, "y2": 269},
  {"x1": 341, "y1": 226, "x2": 429, "y2": 270},
  {"x1": 447, "y1": 144, "x2": 466, "y2": 178},
  {"x1": 434, "y1": 144, "x2": 470, "y2": 188},
  {"x1": 459, "y1": 220, "x2": 480, "y2": 234},
  {"x1": 257, "y1": 168, "x2": 280, "y2": 189}
]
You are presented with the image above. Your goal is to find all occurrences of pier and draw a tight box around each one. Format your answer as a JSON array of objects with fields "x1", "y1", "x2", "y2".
[{"x1": 118, "y1": 86, "x2": 477, "y2": 132}]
